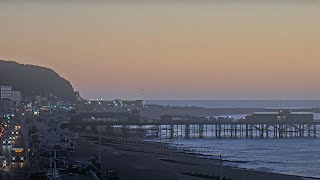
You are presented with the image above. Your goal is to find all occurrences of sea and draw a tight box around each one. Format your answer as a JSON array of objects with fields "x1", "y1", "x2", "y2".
[{"x1": 145, "y1": 100, "x2": 320, "y2": 178}]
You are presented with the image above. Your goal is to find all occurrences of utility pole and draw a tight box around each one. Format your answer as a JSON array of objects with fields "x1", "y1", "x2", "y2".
[
  {"x1": 22, "y1": 117, "x2": 30, "y2": 174},
  {"x1": 54, "y1": 150, "x2": 57, "y2": 180},
  {"x1": 99, "y1": 126, "x2": 102, "y2": 163},
  {"x1": 99, "y1": 126, "x2": 103, "y2": 174},
  {"x1": 26, "y1": 123, "x2": 30, "y2": 169}
]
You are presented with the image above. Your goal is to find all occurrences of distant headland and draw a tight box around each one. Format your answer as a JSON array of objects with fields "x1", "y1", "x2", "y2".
[{"x1": 0, "y1": 60, "x2": 76, "y2": 101}]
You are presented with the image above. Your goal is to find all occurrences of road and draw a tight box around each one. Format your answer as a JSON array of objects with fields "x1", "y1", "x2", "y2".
[{"x1": 0, "y1": 117, "x2": 26, "y2": 180}]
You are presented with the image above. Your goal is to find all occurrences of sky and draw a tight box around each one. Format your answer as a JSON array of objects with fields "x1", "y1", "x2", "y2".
[{"x1": 0, "y1": 1, "x2": 320, "y2": 100}]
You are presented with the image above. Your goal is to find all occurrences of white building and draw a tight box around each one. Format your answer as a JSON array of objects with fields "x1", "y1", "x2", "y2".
[
  {"x1": 0, "y1": 86, "x2": 22, "y2": 108},
  {"x1": 0, "y1": 86, "x2": 12, "y2": 100},
  {"x1": 11, "y1": 91, "x2": 22, "y2": 106}
]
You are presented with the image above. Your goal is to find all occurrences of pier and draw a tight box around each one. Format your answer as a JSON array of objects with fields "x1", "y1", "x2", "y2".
[
  {"x1": 65, "y1": 109, "x2": 320, "y2": 139},
  {"x1": 66, "y1": 121, "x2": 320, "y2": 139}
]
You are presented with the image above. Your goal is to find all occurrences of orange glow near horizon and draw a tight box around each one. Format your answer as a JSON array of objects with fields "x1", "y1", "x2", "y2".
[{"x1": 1, "y1": 1, "x2": 320, "y2": 99}]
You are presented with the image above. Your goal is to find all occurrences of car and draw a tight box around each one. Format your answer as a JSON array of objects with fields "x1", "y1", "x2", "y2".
[
  {"x1": 9, "y1": 136, "x2": 16, "y2": 141},
  {"x1": 15, "y1": 125, "x2": 21, "y2": 130},
  {"x1": 0, "y1": 156, "x2": 7, "y2": 167},
  {"x1": 2, "y1": 139, "x2": 11, "y2": 146},
  {"x1": 12, "y1": 156, "x2": 24, "y2": 163}
]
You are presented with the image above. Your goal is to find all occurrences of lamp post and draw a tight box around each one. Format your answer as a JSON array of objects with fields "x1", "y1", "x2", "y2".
[{"x1": 99, "y1": 126, "x2": 103, "y2": 175}]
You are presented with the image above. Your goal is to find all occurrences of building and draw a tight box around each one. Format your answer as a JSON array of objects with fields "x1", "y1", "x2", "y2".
[
  {"x1": 74, "y1": 91, "x2": 83, "y2": 102},
  {"x1": 11, "y1": 91, "x2": 22, "y2": 107},
  {"x1": 71, "y1": 110, "x2": 141, "y2": 123},
  {"x1": 0, "y1": 86, "x2": 12, "y2": 100},
  {"x1": 0, "y1": 99, "x2": 12, "y2": 115},
  {"x1": 160, "y1": 115, "x2": 210, "y2": 122},
  {"x1": 0, "y1": 86, "x2": 22, "y2": 110},
  {"x1": 122, "y1": 100, "x2": 144, "y2": 108},
  {"x1": 241, "y1": 110, "x2": 314, "y2": 123}
]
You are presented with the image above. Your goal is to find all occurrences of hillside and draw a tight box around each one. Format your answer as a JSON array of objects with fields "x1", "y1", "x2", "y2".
[{"x1": 0, "y1": 60, "x2": 76, "y2": 101}]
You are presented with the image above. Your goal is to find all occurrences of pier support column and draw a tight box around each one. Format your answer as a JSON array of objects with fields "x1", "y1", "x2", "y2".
[
  {"x1": 245, "y1": 124, "x2": 248, "y2": 138},
  {"x1": 274, "y1": 125, "x2": 277, "y2": 138},
  {"x1": 223, "y1": 124, "x2": 226, "y2": 138},
  {"x1": 185, "y1": 124, "x2": 190, "y2": 139},
  {"x1": 266, "y1": 125, "x2": 269, "y2": 138},
  {"x1": 156, "y1": 125, "x2": 160, "y2": 138},
  {"x1": 199, "y1": 125, "x2": 204, "y2": 138},
  {"x1": 261, "y1": 124, "x2": 264, "y2": 138},
  {"x1": 218, "y1": 124, "x2": 222, "y2": 138},
  {"x1": 279, "y1": 125, "x2": 283, "y2": 138},
  {"x1": 301, "y1": 124, "x2": 304, "y2": 137},
  {"x1": 235, "y1": 124, "x2": 237, "y2": 138},
  {"x1": 230, "y1": 124, "x2": 233, "y2": 138},
  {"x1": 170, "y1": 125, "x2": 174, "y2": 138},
  {"x1": 215, "y1": 124, "x2": 218, "y2": 137}
]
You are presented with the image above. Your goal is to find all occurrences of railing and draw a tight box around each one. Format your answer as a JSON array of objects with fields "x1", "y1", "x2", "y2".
[{"x1": 89, "y1": 169, "x2": 100, "y2": 180}]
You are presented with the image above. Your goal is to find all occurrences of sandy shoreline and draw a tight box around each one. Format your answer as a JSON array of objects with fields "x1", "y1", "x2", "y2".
[{"x1": 72, "y1": 132, "x2": 320, "y2": 180}]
